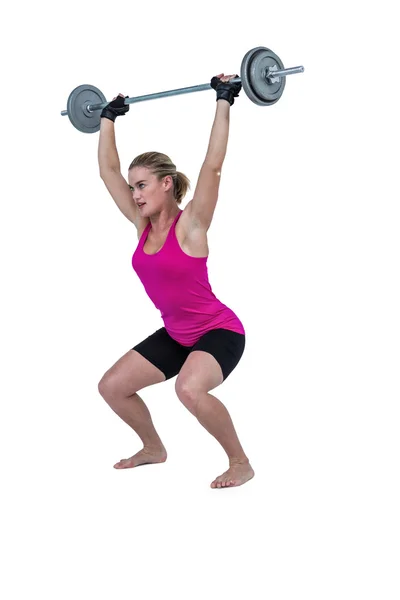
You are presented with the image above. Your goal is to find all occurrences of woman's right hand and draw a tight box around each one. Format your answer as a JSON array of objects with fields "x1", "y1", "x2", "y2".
[{"x1": 100, "y1": 94, "x2": 130, "y2": 123}]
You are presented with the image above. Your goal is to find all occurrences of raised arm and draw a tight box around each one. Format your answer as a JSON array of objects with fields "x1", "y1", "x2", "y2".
[
  {"x1": 204, "y1": 99, "x2": 230, "y2": 170},
  {"x1": 189, "y1": 74, "x2": 242, "y2": 231},
  {"x1": 98, "y1": 96, "x2": 141, "y2": 228}
]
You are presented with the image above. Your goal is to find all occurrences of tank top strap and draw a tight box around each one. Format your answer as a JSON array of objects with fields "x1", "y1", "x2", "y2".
[
  {"x1": 163, "y1": 210, "x2": 183, "y2": 248},
  {"x1": 138, "y1": 221, "x2": 152, "y2": 250},
  {"x1": 173, "y1": 210, "x2": 183, "y2": 227}
]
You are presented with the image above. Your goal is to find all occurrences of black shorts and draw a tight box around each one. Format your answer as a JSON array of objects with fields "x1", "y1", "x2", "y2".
[{"x1": 132, "y1": 327, "x2": 246, "y2": 381}]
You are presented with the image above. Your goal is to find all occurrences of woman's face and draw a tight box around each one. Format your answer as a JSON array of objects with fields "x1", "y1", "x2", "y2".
[{"x1": 128, "y1": 167, "x2": 172, "y2": 214}]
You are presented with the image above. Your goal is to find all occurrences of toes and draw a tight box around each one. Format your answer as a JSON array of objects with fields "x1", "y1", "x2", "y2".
[
  {"x1": 220, "y1": 479, "x2": 236, "y2": 488},
  {"x1": 211, "y1": 477, "x2": 222, "y2": 488},
  {"x1": 211, "y1": 475, "x2": 237, "y2": 489}
]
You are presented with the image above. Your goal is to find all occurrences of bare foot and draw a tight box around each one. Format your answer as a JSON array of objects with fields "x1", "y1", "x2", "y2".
[
  {"x1": 113, "y1": 446, "x2": 167, "y2": 469},
  {"x1": 211, "y1": 460, "x2": 255, "y2": 489}
]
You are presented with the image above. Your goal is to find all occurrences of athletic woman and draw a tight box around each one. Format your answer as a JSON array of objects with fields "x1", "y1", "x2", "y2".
[{"x1": 97, "y1": 74, "x2": 254, "y2": 488}]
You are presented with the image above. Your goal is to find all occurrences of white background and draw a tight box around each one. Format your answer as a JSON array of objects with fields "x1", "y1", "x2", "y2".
[{"x1": 1, "y1": 0, "x2": 399, "y2": 598}]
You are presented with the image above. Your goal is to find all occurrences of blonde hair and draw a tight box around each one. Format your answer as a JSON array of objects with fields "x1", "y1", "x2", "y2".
[{"x1": 128, "y1": 151, "x2": 190, "y2": 205}]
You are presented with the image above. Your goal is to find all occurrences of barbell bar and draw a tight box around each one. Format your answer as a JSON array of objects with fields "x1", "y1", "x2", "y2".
[{"x1": 61, "y1": 46, "x2": 304, "y2": 133}]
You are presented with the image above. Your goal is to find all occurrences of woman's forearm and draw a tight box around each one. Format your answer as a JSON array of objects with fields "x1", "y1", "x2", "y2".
[
  {"x1": 98, "y1": 118, "x2": 121, "y2": 173},
  {"x1": 204, "y1": 100, "x2": 230, "y2": 169}
]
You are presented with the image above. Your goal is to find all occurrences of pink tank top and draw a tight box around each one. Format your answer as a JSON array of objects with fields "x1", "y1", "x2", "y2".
[{"x1": 131, "y1": 210, "x2": 245, "y2": 346}]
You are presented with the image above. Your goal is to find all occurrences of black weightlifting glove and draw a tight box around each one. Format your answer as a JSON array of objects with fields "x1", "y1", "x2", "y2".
[
  {"x1": 100, "y1": 95, "x2": 129, "y2": 123},
  {"x1": 210, "y1": 76, "x2": 242, "y2": 106}
]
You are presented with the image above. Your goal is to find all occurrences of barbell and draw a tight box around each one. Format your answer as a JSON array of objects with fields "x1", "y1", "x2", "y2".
[{"x1": 61, "y1": 46, "x2": 304, "y2": 134}]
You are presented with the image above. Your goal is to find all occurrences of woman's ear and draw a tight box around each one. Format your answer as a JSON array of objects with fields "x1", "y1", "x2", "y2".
[{"x1": 163, "y1": 175, "x2": 173, "y2": 191}]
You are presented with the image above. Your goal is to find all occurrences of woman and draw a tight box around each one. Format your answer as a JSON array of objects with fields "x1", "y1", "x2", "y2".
[{"x1": 97, "y1": 73, "x2": 254, "y2": 489}]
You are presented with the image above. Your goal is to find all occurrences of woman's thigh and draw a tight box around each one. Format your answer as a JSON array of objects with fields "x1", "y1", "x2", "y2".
[
  {"x1": 98, "y1": 344, "x2": 167, "y2": 398},
  {"x1": 99, "y1": 328, "x2": 191, "y2": 398},
  {"x1": 131, "y1": 328, "x2": 192, "y2": 381},
  {"x1": 191, "y1": 328, "x2": 246, "y2": 381}
]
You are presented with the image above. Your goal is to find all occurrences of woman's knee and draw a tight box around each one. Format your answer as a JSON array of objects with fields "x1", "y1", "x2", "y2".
[
  {"x1": 98, "y1": 372, "x2": 122, "y2": 400},
  {"x1": 98, "y1": 349, "x2": 166, "y2": 400},
  {"x1": 175, "y1": 379, "x2": 200, "y2": 414}
]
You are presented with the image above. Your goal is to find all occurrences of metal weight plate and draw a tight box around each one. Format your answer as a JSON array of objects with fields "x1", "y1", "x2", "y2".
[
  {"x1": 241, "y1": 47, "x2": 286, "y2": 106},
  {"x1": 66, "y1": 85, "x2": 107, "y2": 133}
]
